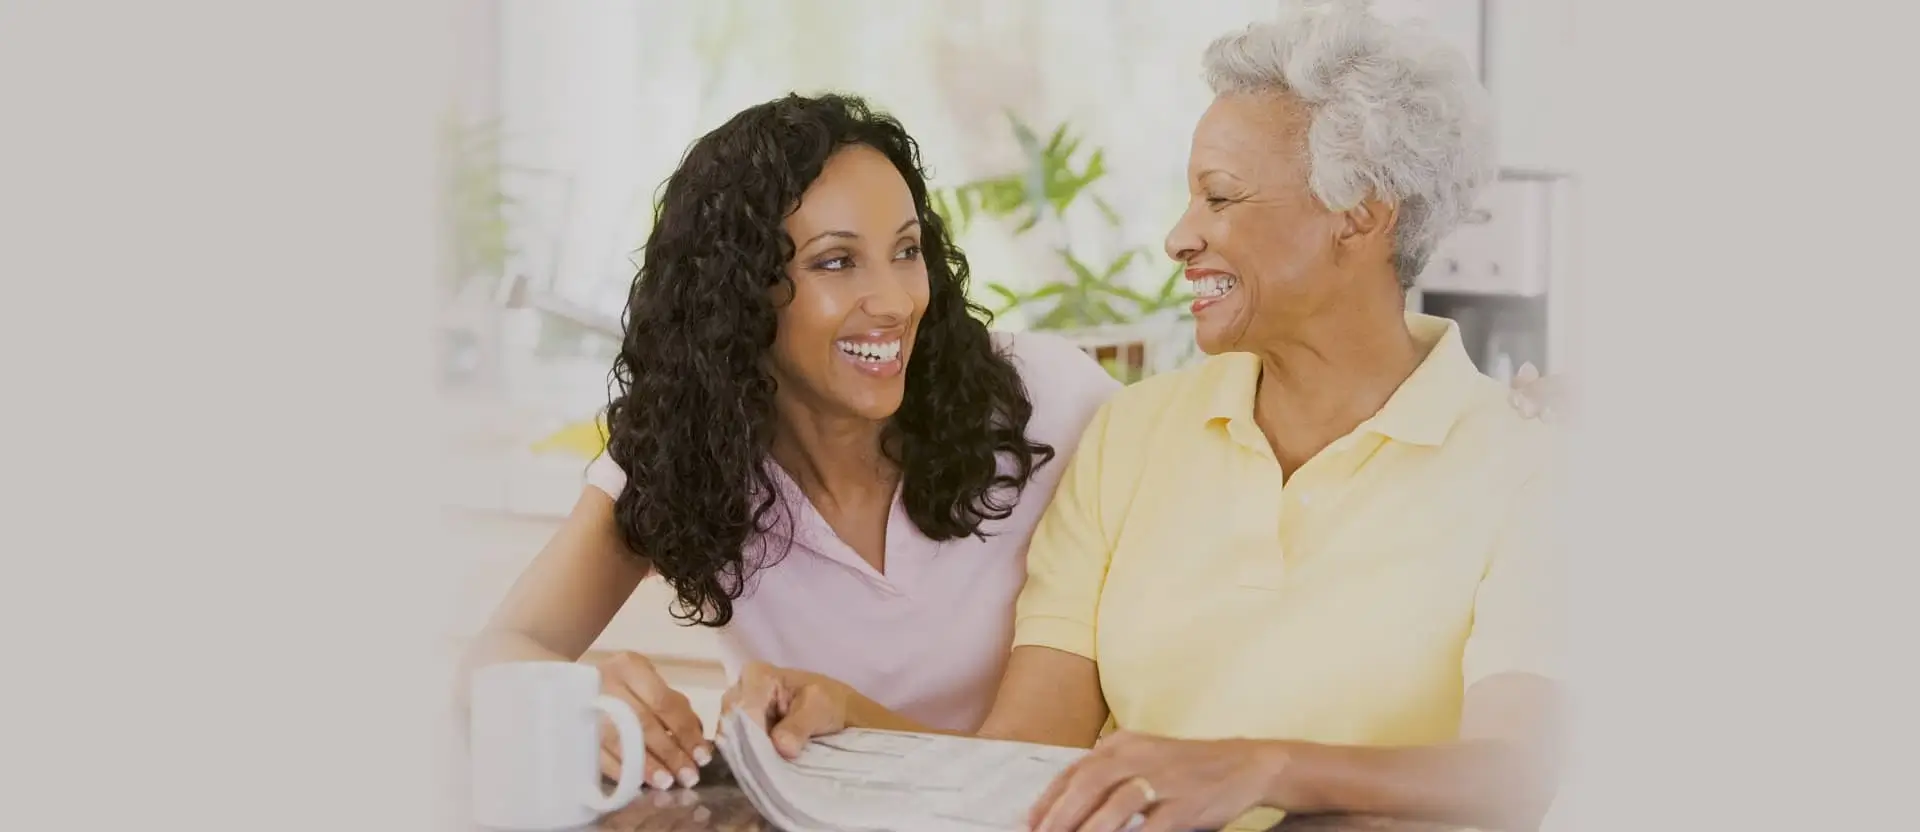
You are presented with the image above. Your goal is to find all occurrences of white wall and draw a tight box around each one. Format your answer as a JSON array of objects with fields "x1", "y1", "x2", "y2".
[{"x1": 1486, "y1": 0, "x2": 1578, "y2": 173}]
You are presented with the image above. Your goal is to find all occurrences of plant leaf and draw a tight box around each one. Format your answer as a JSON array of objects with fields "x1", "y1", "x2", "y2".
[
  {"x1": 1104, "y1": 284, "x2": 1152, "y2": 305},
  {"x1": 1034, "y1": 303, "x2": 1076, "y2": 330},
  {"x1": 1025, "y1": 281, "x2": 1072, "y2": 301},
  {"x1": 1057, "y1": 251, "x2": 1099, "y2": 287},
  {"x1": 1045, "y1": 122, "x2": 1069, "y2": 155}
]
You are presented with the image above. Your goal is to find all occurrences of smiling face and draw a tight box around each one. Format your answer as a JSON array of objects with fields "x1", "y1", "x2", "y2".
[
  {"x1": 1164, "y1": 92, "x2": 1364, "y2": 355},
  {"x1": 767, "y1": 144, "x2": 931, "y2": 422}
]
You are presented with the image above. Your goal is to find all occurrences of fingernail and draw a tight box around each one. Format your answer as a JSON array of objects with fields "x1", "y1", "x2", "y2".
[
  {"x1": 693, "y1": 745, "x2": 713, "y2": 766},
  {"x1": 650, "y1": 770, "x2": 675, "y2": 790},
  {"x1": 677, "y1": 767, "x2": 700, "y2": 788}
]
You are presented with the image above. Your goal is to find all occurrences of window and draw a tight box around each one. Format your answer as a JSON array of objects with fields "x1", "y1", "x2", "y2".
[{"x1": 442, "y1": 0, "x2": 1277, "y2": 512}]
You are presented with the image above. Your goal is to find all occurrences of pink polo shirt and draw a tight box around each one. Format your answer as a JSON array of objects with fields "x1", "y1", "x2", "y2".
[{"x1": 585, "y1": 330, "x2": 1121, "y2": 731}]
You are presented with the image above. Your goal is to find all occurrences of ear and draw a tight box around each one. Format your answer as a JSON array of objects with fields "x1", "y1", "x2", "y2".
[
  {"x1": 768, "y1": 274, "x2": 798, "y2": 307},
  {"x1": 1336, "y1": 196, "x2": 1397, "y2": 250}
]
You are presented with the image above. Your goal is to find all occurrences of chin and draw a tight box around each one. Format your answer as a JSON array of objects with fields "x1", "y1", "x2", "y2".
[
  {"x1": 838, "y1": 390, "x2": 906, "y2": 423},
  {"x1": 1193, "y1": 323, "x2": 1236, "y2": 356}
]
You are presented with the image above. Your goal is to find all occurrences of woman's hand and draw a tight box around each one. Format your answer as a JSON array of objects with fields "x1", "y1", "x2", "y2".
[
  {"x1": 719, "y1": 661, "x2": 854, "y2": 759},
  {"x1": 1026, "y1": 731, "x2": 1285, "y2": 832},
  {"x1": 592, "y1": 650, "x2": 713, "y2": 790},
  {"x1": 1507, "y1": 362, "x2": 1567, "y2": 421}
]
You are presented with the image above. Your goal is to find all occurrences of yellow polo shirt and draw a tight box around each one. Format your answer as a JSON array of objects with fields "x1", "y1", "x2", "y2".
[{"x1": 1013, "y1": 313, "x2": 1560, "y2": 828}]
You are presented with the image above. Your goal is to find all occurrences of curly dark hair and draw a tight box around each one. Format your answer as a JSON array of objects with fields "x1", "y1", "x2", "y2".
[{"x1": 602, "y1": 92, "x2": 1056, "y2": 627}]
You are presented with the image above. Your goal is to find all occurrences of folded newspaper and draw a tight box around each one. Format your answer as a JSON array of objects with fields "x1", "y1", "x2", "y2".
[{"x1": 713, "y1": 707, "x2": 1093, "y2": 831}]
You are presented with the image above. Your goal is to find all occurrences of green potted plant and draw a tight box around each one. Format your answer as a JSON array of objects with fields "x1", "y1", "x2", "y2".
[
  {"x1": 929, "y1": 114, "x2": 1192, "y2": 382},
  {"x1": 442, "y1": 115, "x2": 517, "y2": 299}
]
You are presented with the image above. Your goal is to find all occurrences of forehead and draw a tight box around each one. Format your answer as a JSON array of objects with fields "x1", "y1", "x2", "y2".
[
  {"x1": 1188, "y1": 92, "x2": 1307, "y2": 178},
  {"x1": 787, "y1": 145, "x2": 916, "y2": 232}
]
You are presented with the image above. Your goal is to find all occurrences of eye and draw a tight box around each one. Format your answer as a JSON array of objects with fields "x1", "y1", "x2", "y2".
[
  {"x1": 894, "y1": 244, "x2": 922, "y2": 261},
  {"x1": 815, "y1": 255, "x2": 854, "y2": 271},
  {"x1": 1205, "y1": 196, "x2": 1232, "y2": 209}
]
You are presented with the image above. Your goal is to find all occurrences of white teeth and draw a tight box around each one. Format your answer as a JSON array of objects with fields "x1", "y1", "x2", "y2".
[
  {"x1": 836, "y1": 339, "x2": 902, "y2": 363},
  {"x1": 1194, "y1": 274, "x2": 1238, "y2": 299}
]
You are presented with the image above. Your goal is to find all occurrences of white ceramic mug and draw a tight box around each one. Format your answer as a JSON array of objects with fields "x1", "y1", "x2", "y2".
[{"x1": 469, "y1": 661, "x2": 646, "y2": 830}]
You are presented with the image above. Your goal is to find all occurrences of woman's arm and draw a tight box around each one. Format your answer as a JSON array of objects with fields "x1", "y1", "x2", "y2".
[
  {"x1": 1252, "y1": 673, "x2": 1564, "y2": 829},
  {"x1": 462, "y1": 486, "x2": 647, "y2": 670},
  {"x1": 973, "y1": 646, "x2": 1110, "y2": 747},
  {"x1": 1024, "y1": 675, "x2": 1562, "y2": 832},
  {"x1": 458, "y1": 483, "x2": 713, "y2": 788}
]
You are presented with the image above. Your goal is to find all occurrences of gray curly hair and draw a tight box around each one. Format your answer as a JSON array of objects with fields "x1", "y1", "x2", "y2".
[{"x1": 1201, "y1": 0, "x2": 1497, "y2": 287}]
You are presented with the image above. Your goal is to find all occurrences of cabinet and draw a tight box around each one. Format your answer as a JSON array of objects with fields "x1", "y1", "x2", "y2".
[
  {"x1": 1417, "y1": 174, "x2": 1555, "y2": 298},
  {"x1": 1412, "y1": 172, "x2": 1571, "y2": 378}
]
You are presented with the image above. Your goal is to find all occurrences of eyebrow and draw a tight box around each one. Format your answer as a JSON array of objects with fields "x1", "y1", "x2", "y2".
[{"x1": 799, "y1": 218, "x2": 921, "y2": 249}]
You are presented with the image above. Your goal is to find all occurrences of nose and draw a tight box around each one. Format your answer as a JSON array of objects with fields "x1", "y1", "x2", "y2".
[
  {"x1": 860, "y1": 268, "x2": 913, "y2": 325},
  {"x1": 1165, "y1": 203, "x2": 1204, "y2": 264}
]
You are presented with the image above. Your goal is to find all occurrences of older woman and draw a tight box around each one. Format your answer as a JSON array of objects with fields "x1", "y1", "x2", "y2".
[{"x1": 731, "y1": 5, "x2": 1562, "y2": 832}]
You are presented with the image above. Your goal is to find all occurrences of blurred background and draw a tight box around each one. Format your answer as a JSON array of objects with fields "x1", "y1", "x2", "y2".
[{"x1": 439, "y1": 0, "x2": 1576, "y2": 716}]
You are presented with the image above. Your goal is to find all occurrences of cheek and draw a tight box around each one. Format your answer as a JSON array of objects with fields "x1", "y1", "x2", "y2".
[
  {"x1": 910, "y1": 265, "x2": 933, "y2": 315},
  {"x1": 1218, "y1": 214, "x2": 1277, "y2": 266},
  {"x1": 1236, "y1": 214, "x2": 1328, "y2": 290},
  {"x1": 772, "y1": 278, "x2": 843, "y2": 355}
]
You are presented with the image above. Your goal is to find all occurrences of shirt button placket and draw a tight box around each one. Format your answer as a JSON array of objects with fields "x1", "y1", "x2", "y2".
[{"x1": 1237, "y1": 457, "x2": 1289, "y2": 590}]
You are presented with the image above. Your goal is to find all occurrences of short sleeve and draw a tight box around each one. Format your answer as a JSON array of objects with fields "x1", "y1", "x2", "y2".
[
  {"x1": 1011, "y1": 399, "x2": 1119, "y2": 661},
  {"x1": 585, "y1": 452, "x2": 627, "y2": 498},
  {"x1": 1461, "y1": 471, "x2": 1565, "y2": 687},
  {"x1": 997, "y1": 330, "x2": 1123, "y2": 441}
]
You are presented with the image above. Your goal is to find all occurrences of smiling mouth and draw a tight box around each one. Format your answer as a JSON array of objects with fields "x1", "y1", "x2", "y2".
[
  {"x1": 1192, "y1": 273, "x2": 1237, "y2": 299},
  {"x1": 1189, "y1": 272, "x2": 1239, "y2": 314},
  {"x1": 834, "y1": 337, "x2": 905, "y2": 377}
]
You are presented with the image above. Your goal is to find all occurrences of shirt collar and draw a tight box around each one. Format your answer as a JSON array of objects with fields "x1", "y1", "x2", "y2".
[
  {"x1": 1202, "y1": 312, "x2": 1482, "y2": 448},
  {"x1": 754, "y1": 458, "x2": 914, "y2": 582}
]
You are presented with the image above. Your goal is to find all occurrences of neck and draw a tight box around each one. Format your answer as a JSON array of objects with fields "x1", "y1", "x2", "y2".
[
  {"x1": 1251, "y1": 297, "x2": 1422, "y2": 451},
  {"x1": 767, "y1": 396, "x2": 896, "y2": 507}
]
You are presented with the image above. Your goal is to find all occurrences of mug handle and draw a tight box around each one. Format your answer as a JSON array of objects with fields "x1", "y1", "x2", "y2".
[{"x1": 585, "y1": 694, "x2": 646, "y2": 813}]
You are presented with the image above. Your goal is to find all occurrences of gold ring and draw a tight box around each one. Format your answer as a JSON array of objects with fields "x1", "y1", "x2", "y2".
[{"x1": 1129, "y1": 776, "x2": 1158, "y2": 805}]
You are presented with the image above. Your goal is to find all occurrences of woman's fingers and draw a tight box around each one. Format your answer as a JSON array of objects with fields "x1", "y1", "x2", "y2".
[
  {"x1": 600, "y1": 747, "x2": 622, "y2": 785},
  {"x1": 599, "y1": 745, "x2": 678, "y2": 793},
  {"x1": 650, "y1": 690, "x2": 712, "y2": 768},
  {"x1": 767, "y1": 683, "x2": 841, "y2": 758},
  {"x1": 625, "y1": 705, "x2": 701, "y2": 788},
  {"x1": 728, "y1": 666, "x2": 785, "y2": 729},
  {"x1": 601, "y1": 652, "x2": 711, "y2": 766}
]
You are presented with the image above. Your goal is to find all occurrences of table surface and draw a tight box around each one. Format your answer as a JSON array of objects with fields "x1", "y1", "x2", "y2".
[{"x1": 578, "y1": 759, "x2": 1469, "y2": 832}]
